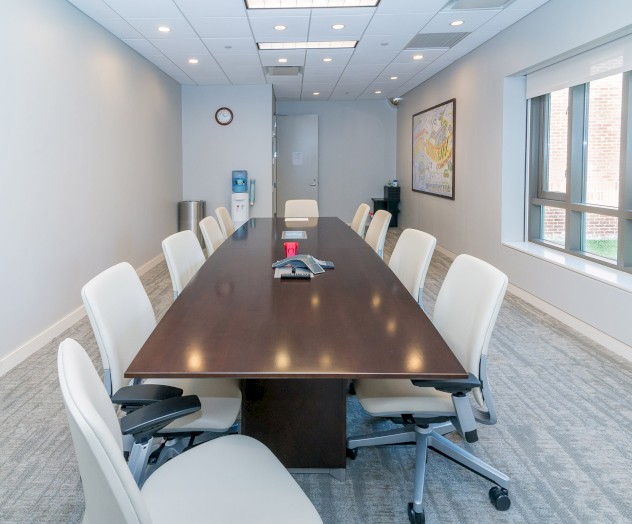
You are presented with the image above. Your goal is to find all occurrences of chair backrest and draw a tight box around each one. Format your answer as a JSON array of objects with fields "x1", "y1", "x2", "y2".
[
  {"x1": 364, "y1": 210, "x2": 391, "y2": 257},
  {"x1": 215, "y1": 206, "x2": 235, "y2": 238},
  {"x1": 284, "y1": 199, "x2": 319, "y2": 218},
  {"x1": 162, "y1": 230, "x2": 206, "y2": 300},
  {"x1": 388, "y1": 229, "x2": 436, "y2": 303},
  {"x1": 199, "y1": 216, "x2": 225, "y2": 258},
  {"x1": 433, "y1": 254, "x2": 508, "y2": 405},
  {"x1": 58, "y1": 338, "x2": 151, "y2": 523},
  {"x1": 350, "y1": 203, "x2": 370, "y2": 238},
  {"x1": 81, "y1": 262, "x2": 156, "y2": 397}
]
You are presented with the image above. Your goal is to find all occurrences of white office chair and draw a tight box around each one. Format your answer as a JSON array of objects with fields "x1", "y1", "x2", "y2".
[
  {"x1": 58, "y1": 338, "x2": 323, "y2": 524},
  {"x1": 162, "y1": 230, "x2": 205, "y2": 300},
  {"x1": 284, "y1": 199, "x2": 319, "y2": 218},
  {"x1": 388, "y1": 229, "x2": 436, "y2": 308},
  {"x1": 350, "y1": 203, "x2": 370, "y2": 239},
  {"x1": 199, "y1": 215, "x2": 225, "y2": 258},
  {"x1": 81, "y1": 263, "x2": 242, "y2": 476},
  {"x1": 364, "y1": 209, "x2": 391, "y2": 258},
  {"x1": 347, "y1": 254, "x2": 511, "y2": 523},
  {"x1": 215, "y1": 206, "x2": 235, "y2": 238}
]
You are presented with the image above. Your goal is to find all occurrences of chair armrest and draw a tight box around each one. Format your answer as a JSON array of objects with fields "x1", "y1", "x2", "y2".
[
  {"x1": 111, "y1": 384, "x2": 183, "y2": 411},
  {"x1": 411, "y1": 373, "x2": 481, "y2": 395},
  {"x1": 120, "y1": 395, "x2": 201, "y2": 443}
]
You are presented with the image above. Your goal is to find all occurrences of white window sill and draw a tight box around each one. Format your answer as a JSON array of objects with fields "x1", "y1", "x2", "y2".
[{"x1": 502, "y1": 241, "x2": 632, "y2": 294}]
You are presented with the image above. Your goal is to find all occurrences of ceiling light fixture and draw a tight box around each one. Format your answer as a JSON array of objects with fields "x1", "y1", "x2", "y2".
[
  {"x1": 258, "y1": 41, "x2": 357, "y2": 50},
  {"x1": 450, "y1": 20, "x2": 465, "y2": 26},
  {"x1": 375, "y1": 90, "x2": 382, "y2": 94},
  {"x1": 313, "y1": 92, "x2": 320, "y2": 96},
  {"x1": 390, "y1": 76, "x2": 398, "y2": 80},
  {"x1": 332, "y1": 24, "x2": 345, "y2": 30},
  {"x1": 246, "y1": 0, "x2": 380, "y2": 8},
  {"x1": 188, "y1": 58, "x2": 199, "y2": 64},
  {"x1": 278, "y1": 58, "x2": 288, "y2": 63},
  {"x1": 158, "y1": 26, "x2": 171, "y2": 33},
  {"x1": 323, "y1": 57, "x2": 333, "y2": 62},
  {"x1": 413, "y1": 54, "x2": 424, "y2": 60},
  {"x1": 274, "y1": 25, "x2": 287, "y2": 31}
]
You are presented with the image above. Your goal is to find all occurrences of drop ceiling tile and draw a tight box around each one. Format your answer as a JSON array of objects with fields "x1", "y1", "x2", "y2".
[
  {"x1": 308, "y1": 14, "x2": 373, "y2": 40},
  {"x1": 125, "y1": 17, "x2": 198, "y2": 39},
  {"x1": 376, "y1": 0, "x2": 449, "y2": 15},
  {"x1": 66, "y1": 0, "x2": 119, "y2": 20},
  {"x1": 348, "y1": 49, "x2": 401, "y2": 65},
  {"x1": 173, "y1": 0, "x2": 247, "y2": 17},
  {"x1": 202, "y1": 38, "x2": 258, "y2": 54},
  {"x1": 301, "y1": 84, "x2": 335, "y2": 96},
  {"x1": 392, "y1": 48, "x2": 450, "y2": 63},
  {"x1": 509, "y1": 0, "x2": 549, "y2": 9},
  {"x1": 380, "y1": 61, "x2": 431, "y2": 75},
  {"x1": 225, "y1": 68, "x2": 267, "y2": 83},
  {"x1": 451, "y1": 30, "x2": 499, "y2": 50},
  {"x1": 365, "y1": 13, "x2": 434, "y2": 35},
  {"x1": 304, "y1": 49, "x2": 353, "y2": 67},
  {"x1": 249, "y1": 15, "x2": 310, "y2": 40},
  {"x1": 186, "y1": 70, "x2": 231, "y2": 85},
  {"x1": 355, "y1": 34, "x2": 416, "y2": 52},
  {"x1": 103, "y1": 0, "x2": 182, "y2": 18},
  {"x1": 481, "y1": 8, "x2": 530, "y2": 31},
  {"x1": 122, "y1": 39, "x2": 163, "y2": 56},
  {"x1": 96, "y1": 17, "x2": 143, "y2": 39},
  {"x1": 304, "y1": 7, "x2": 376, "y2": 17},
  {"x1": 214, "y1": 54, "x2": 263, "y2": 70},
  {"x1": 374, "y1": 71, "x2": 415, "y2": 83},
  {"x1": 259, "y1": 50, "x2": 307, "y2": 66},
  {"x1": 302, "y1": 71, "x2": 343, "y2": 82},
  {"x1": 421, "y1": 9, "x2": 502, "y2": 33},
  {"x1": 273, "y1": 83, "x2": 302, "y2": 100},
  {"x1": 188, "y1": 17, "x2": 252, "y2": 39},
  {"x1": 149, "y1": 38, "x2": 210, "y2": 56}
]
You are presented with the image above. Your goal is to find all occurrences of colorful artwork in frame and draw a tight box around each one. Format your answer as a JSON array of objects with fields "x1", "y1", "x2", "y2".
[{"x1": 412, "y1": 98, "x2": 455, "y2": 199}]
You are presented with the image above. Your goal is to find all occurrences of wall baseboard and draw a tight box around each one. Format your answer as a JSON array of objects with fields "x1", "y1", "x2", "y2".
[
  {"x1": 0, "y1": 254, "x2": 165, "y2": 378},
  {"x1": 435, "y1": 245, "x2": 632, "y2": 363}
]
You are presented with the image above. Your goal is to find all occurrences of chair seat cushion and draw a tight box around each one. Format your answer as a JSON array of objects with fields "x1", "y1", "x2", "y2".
[
  {"x1": 141, "y1": 434, "x2": 322, "y2": 524},
  {"x1": 145, "y1": 378, "x2": 241, "y2": 432},
  {"x1": 354, "y1": 378, "x2": 455, "y2": 417}
]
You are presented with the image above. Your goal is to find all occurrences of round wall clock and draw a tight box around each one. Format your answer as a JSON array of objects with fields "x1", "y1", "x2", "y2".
[{"x1": 215, "y1": 107, "x2": 233, "y2": 125}]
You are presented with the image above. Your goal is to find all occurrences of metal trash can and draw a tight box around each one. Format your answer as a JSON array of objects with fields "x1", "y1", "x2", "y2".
[{"x1": 178, "y1": 200, "x2": 206, "y2": 246}]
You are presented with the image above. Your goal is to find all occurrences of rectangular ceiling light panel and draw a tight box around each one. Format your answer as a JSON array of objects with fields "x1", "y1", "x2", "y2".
[
  {"x1": 246, "y1": 0, "x2": 379, "y2": 8},
  {"x1": 258, "y1": 41, "x2": 357, "y2": 49}
]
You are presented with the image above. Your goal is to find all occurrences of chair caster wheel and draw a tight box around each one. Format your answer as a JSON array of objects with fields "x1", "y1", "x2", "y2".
[
  {"x1": 489, "y1": 486, "x2": 511, "y2": 511},
  {"x1": 407, "y1": 502, "x2": 425, "y2": 524},
  {"x1": 346, "y1": 447, "x2": 358, "y2": 460}
]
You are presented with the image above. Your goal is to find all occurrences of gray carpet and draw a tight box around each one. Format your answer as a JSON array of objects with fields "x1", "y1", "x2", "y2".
[{"x1": 1, "y1": 228, "x2": 632, "y2": 523}]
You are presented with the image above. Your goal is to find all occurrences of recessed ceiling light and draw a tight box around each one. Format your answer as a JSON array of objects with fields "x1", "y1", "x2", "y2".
[
  {"x1": 246, "y1": 0, "x2": 379, "y2": 8},
  {"x1": 323, "y1": 57, "x2": 333, "y2": 62},
  {"x1": 390, "y1": 76, "x2": 398, "y2": 80},
  {"x1": 413, "y1": 54, "x2": 424, "y2": 60},
  {"x1": 278, "y1": 58, "x2": 288, "y2": 63},
  {"x1": 258, "y1": 41, "x2": 357, "y2": 50},
  {"x1": 274, "y1": 25, "x2": 287, "y2": 31},
  {"x1": 158, "y1": 26, "x2": 171, "y2": 33},
  {"x1": 332, "y1": 24, "x2": 345, "y2": 30},
  {"x1": 375, "y1": 90, "x2": 382, "y2": 94},
  {"x1": 188, "y1": 58, "x2": 199, "y2": 64},
  {"x1": 313, "y1": 92, "x2": 320, "y2": 96},
  {"x1": 450, "y1": 20, "x2": 465, "y2": 26}
]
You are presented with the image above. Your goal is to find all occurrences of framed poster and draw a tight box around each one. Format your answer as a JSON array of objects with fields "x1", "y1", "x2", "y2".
[{"x1": 412, "y1": 98, "x2": 455, "y2": 199}]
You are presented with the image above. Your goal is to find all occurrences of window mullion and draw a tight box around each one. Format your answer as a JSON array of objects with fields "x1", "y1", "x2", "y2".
[{"x1": 567, "y1": 84, "x2": 586, "y2": 251}]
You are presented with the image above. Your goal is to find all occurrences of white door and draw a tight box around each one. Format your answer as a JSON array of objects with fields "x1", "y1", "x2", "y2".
[{"x1": 276, "y1": 114, "x2": 318, "y2": 217}]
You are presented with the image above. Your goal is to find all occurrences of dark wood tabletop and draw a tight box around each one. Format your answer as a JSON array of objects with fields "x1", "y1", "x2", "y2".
[{"x1": 126, "y1": 217, "x2": 466, "y2": 381}]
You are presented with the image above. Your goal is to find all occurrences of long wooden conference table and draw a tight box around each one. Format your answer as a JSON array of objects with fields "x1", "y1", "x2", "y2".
[{"x1": 126, "y1": 217, "x2": 467, "y2": 477}]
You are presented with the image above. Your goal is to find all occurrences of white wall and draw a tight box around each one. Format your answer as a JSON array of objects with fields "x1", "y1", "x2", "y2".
[
  {"x1": 396, "y1": 0, "x2": 632, "y2": 347},
  {"x1": 277, "y1": 100, "x2": 397, "y2": 222},
  {"x1": 0, "y1": 0, "x2": 183, "y2": 368},
  {"x1": 182, "y1": 85, "x2": 274, "y2": 218}
]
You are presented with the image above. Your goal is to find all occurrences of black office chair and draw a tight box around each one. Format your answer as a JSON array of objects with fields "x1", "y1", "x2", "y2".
[{"x1": 347, "y1": 254, "x2": 511, "y2": 523}]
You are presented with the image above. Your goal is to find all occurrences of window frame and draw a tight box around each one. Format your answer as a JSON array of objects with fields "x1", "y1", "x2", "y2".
[{"x1": 528, "y1": 71, "x2": 632, "y2": 272}]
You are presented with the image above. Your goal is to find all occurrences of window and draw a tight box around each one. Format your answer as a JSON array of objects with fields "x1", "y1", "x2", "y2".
[{"x1": 528, "y1": 71, "x2": 632, "y2": 272}]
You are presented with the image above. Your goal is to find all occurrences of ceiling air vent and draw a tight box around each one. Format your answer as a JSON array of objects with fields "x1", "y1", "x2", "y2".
[
  {"x1": 265, "y1": 66, "x2": 303, "y2": 76},
  {"x1": 405, "y1": 33, "x2": 469, "y2": 49}
]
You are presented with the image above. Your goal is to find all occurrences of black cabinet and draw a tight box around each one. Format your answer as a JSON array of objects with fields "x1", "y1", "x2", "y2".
[{"x1": 371, "y1": 186, "x2": 400, "y2": 227}]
